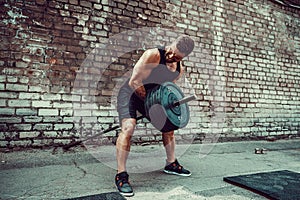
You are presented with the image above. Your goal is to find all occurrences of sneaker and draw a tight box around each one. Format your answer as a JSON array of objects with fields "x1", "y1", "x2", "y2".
[
  {"x1": 115, "y1": 171, "x2": 134, "y2": 197},
  {"x1": 164, "y1": 159, "x2": 191, "y2": 177}
]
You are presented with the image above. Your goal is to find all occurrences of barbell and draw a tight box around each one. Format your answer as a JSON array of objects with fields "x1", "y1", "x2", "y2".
[{"x1": 63, "y1": 82, "x2": 196, "y2": 150}]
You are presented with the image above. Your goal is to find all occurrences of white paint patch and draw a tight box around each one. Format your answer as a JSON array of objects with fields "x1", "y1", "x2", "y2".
[
  {"x1": 3, "y1": 4, "x2": 28, "y2": 25},
  {"x1": 131, "y1": 186, "x2": 254, "y2": 200}
]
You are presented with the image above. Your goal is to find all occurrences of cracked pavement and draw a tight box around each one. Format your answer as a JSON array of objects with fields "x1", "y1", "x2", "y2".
[{"x1": 0, "y1": 139, "x2": 300, "y2": 199}]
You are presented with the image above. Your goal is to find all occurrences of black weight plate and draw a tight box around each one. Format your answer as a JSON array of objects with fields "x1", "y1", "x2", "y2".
[{"x1": 145, "y1": 87, "x2": 157, "y2": 117}]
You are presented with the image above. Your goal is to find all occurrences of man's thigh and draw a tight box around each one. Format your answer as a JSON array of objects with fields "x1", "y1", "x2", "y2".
[{"x1": 117, "y1": 86, "x2": 145, "y2": 123}]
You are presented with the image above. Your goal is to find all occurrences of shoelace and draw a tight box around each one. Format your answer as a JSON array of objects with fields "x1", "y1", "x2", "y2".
[
  {"x1": 172, "y1": 162, "x2": 183, "y2": 171},
  {"x1": 116, "y1": 175, "x2": 130, "y2": 187}
]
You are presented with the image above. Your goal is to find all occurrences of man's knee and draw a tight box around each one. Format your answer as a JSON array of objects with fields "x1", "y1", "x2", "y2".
[
  {"x1": 162, "y1": 131, "x2": 175, "y2": 146},
  {"x1": 162, "y1": 131, "x2": 174, "y2": 138},
  {"x1": 121, "y1": 119, "x2": 136, "y2": 137}
]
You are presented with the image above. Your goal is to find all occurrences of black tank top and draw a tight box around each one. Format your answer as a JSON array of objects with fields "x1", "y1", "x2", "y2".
[{"x1": 122, "y1": 47, "x2": 181, "y2": 91}]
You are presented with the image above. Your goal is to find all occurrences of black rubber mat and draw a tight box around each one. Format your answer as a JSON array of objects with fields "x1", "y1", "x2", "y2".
[
  {"x1": 63, "y1": 192, "x2": 126, "y2": 200},
  {"x1": 224, "y1": 170, "x2": 300, "y2": 200}
]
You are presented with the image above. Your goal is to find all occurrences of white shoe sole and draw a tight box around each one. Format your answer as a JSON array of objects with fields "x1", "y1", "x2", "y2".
[
  {"x1": 120, "y1": 191, "x2": 134, "y2": 197},
  {"x1": 164, "y1": 170, "x2": 192, "y2": 177},
  {"x1": 116, "y1": 185, "x2": 134, "y2": 197}
]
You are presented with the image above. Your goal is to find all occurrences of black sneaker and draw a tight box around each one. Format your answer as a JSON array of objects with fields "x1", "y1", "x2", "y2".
[
  {"x1": 164, "y1": 159, "x2": 191, "y2": 177},
  {"x1": 115, "y1": 171, "x2": 134, "y2": 197}
]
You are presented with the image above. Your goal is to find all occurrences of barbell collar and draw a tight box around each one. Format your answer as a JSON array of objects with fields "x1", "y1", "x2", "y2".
[{"x1": 172, "y1": 95, "x2": 197, "y2": 107}]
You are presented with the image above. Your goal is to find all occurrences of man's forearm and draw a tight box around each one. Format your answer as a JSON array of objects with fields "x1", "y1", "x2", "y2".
[{"x1": 128, "y1": 79, "x2": 146, "y2": 100}]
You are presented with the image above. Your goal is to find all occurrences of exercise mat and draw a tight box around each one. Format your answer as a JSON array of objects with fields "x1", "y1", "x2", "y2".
[
  {"x1": 224, "y1": 170, "x2": 300, "y2": 200},
  {"x1": 63, "y1": 192, "x2": 126, "y2": 200}
]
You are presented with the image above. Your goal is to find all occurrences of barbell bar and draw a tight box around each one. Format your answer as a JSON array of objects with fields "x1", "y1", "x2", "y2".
[
  {"x1": 63, "y1": 94, "x2": 196, "y2": 150},
  {"x1": 172, "y1": 95, "x2": 197, "y2": 107}
]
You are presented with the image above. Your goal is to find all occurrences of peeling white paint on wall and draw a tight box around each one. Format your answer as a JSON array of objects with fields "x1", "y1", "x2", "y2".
[{"x1": 3, "y1": 4, "x2": 28, "y2": 25}]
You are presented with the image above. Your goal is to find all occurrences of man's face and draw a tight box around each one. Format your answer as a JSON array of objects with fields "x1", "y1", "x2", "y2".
[{"x1": 165, "y1": 45, "x2": 185, "y2": 63}]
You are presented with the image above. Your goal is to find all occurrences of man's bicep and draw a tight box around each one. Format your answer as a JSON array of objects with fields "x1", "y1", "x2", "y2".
[
  {"x1": 138, "y1": 49, "x2": 160, "y2": 69},
  {"x1": 129, "y1": 49, "x2": 159, "y2": 88},
  {"x1": 132, "y1": 49, "x2": 159, "y2": 78}
]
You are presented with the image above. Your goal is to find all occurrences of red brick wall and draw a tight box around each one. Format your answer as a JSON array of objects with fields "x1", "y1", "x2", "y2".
[{"x1": 0, "y1": 0, "x2": 299, "y2": 149}]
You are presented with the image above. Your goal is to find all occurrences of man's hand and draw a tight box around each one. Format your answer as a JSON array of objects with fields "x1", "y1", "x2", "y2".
[{"x1": 134, "y1": 86, "x2": 146, "y2": 100}]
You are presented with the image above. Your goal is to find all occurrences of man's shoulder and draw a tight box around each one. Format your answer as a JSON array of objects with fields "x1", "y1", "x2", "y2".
[
  {"x1": 143, "y1": 48, "x2": 160, "y2": 59},
  {"x1": 140, "y1": 49, "x2": 160, "y2": 63}
]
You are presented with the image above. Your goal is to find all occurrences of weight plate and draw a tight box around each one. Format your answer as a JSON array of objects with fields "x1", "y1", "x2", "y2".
[
  {"x1": 144, "y1": 82, "x2": 190, "y2": 132},
  {"x1": 168, "y1": 92, "x2": 180, "y2": 115},
  {"x1": 161, "y1": 82, "x2": 189, "y2": 129}
]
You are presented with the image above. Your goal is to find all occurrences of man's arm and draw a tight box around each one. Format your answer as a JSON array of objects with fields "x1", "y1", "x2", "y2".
[
  {"x1": 173, "y1": 62, "x2": 184, "y2": 83},
  {"x1": 128, "y1": 49, "x2": 160, "y2": 100}
]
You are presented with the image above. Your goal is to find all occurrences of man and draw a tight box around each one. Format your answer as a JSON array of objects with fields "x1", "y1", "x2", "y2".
[{"x1": 116, "y1": 35, "x2": 194, "y2": 197}]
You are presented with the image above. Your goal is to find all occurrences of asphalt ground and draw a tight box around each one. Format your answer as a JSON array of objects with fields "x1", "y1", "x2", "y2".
[{"x1": 1, "y1": 139, "x2": 300, "y2": 200}]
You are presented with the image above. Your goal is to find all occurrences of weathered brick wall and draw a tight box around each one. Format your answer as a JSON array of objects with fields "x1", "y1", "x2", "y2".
[{"x1": 0, "y1": 0, "x2": 299, "y2": 149}]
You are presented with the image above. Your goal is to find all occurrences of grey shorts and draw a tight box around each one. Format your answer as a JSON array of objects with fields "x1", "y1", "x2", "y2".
[{"x1": 117, "y1": 84, "x2": 146, "y2": 124}]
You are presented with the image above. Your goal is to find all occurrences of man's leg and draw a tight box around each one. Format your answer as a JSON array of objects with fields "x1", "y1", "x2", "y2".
[
  {"x1": 116, "y1": 118, "x2": 136, "y2": 173},
  {"x1": 162, "y1": 131, "x2": 176, "y2": 163},
  {"x1": 115, "y1": 118, "x2": 136, "y2": 197},
  {"x1": 162, "y1": 130, "x2": 191, "y2": 176}
]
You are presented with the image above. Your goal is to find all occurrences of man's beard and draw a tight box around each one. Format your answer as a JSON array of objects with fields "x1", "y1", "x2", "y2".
[{"x1": 165, "y1": 52, "x2": 176, "y2": 63}]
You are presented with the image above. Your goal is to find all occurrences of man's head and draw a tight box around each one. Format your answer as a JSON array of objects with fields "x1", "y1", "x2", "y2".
[{"x1": 165, "y1": 35, "x2": 194, "y2": 63}]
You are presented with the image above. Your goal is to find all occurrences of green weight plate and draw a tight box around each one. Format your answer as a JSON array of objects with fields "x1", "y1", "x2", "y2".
[
  {"x1": 144, "y1": 82, "x2": 190, "y2": 132},
  {"x1": 168, "y1": 92, "x2": 180, "y2": 115},
  {"x1": 161, "y1": 82, "x2": 190, "y2": 129}
]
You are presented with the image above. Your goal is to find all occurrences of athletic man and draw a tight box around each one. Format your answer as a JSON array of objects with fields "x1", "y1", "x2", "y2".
[{"x1": 115, "y1": 35, "x2": 195, "y2": 197}]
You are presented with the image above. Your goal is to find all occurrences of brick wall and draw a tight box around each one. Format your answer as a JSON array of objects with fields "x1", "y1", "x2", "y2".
[{"x1": 1, "y1": 0, "x2": 300, "y2": 149}]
